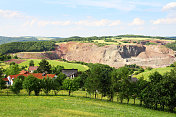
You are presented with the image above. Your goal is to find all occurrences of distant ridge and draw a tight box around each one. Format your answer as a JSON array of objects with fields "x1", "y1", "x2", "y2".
[{"x1": 0, "y1": 36, "x2": 38, "y2": 45}]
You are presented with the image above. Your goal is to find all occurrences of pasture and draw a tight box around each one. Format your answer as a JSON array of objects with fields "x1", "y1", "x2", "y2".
[
  {"x1": 0, "y1": 90, "x2": 175, "y2": 117},
  {"x1": 134, "y1": 67, "x2": 173, "y2": 80},
  {"x1": 19, "y1": 59, "x2": 89, "y2": 71}
]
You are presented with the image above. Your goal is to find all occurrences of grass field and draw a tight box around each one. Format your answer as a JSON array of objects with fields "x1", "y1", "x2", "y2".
[
  {"x1": 19, "y1": 59, "x2": 89, "y2": 71},
  {"x1": 0, "y1": 61, "x2": 9, "y2": 69},
  {"x1": 0, "y1": 90, "x2": 175, "y2": 117},
  {"x1": 134, "y1": 67, "x2": 174, "y2": 80}
]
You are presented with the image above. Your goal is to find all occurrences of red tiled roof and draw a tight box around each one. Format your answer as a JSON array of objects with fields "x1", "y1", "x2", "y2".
[
  {"x1": 29, "y1": 66, "x2": 38, "y2": 71},
  {"x1": 19, "y1": 70, "x2": 28, "y2": 75},
  {"x1": 7, "y1": 73, "x2": 56, "y2": 80},
  {"x1": 2, "y1": 78, "x2": 8, "y2": 81}
]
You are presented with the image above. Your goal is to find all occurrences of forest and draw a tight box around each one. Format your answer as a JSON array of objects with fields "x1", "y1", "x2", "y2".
[{"x1": 0, "y1": 41, "x2": 56, "y2": 55}]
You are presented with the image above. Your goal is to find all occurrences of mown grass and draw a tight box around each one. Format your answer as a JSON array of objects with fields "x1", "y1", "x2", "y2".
[
  {"x1": 0, "y1": 90, "x2": 175, "y2": 117},
  {"x1": 19, "y1": 59, "x2": 89, "y2": 71},
  {"x1": 134, "y1": 67, "x2": 174, "y2": 80}
]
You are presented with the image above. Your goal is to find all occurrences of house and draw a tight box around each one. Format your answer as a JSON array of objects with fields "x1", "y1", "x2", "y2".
[
  {"x1": 61, "y1": 69, "x2": 78, "y2": 78},
  {"x1": 28, "y1": 66, "x2": 38, "y2": 73},
  {"x1": 3, "y1": 73, "x2": 57, "y2": 86}
]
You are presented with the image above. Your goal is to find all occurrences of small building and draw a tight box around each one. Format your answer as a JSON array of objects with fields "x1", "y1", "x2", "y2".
[
  {"x1": 28, "y1": 66, "x2": 38, "y2": 73},
  {"x1": 62, "y1": 69, "x2": 78, "y2": 78}
]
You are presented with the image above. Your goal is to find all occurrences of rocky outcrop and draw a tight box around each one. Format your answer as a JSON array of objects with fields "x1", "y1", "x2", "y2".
[{"x1": 56, "y1": 42, "x2": 175, "y2": 68}]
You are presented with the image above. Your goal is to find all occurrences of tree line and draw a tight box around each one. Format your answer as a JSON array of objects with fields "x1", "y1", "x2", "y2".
[
  {"x1": 0, "y1": 60, "x2": 175, "y2": 112},
  {"x1": 0, "y1": 41, "x2": 56, "y2": 55},
  {"x1": 165, "y1": 41, "x2": 176, "y2": 51}
]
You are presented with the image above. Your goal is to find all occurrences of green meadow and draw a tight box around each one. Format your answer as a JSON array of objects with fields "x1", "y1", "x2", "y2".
[
  {"x1": 0, "y1": 90, "x2": 175, "y2": 117},
  {"x1": 134, "y1": 67, "x2": 174, "y2": 80},
  {"x1": 19, "y1": 59, "x2": 89, "y2": 71}
]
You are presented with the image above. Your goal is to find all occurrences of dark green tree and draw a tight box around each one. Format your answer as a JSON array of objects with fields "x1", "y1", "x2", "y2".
[
  {"x1": 0, "y1": 78, "x2": 6, "y2": 90},
  {"x1": 11, "y1": 78, "x2": 23, "y2": 95},
  {"x1": 42, "y1": 76, "x2": 53, "y2": 95},
  {"x1": 37, "y1": 59, "x2": 51, "y2": 73},
  {"x1": 62, "y1": 78, "x2": 79, "y2": 96},
  {"x1": 85, "y1": 64, "x2": 113, "y2": 100},
  {"x1": 161, "y1": 70, "x2": 176, "y2": 112},
  {"x1": 51, "y1": 65, "x2": 64, "y2": 75},
  {"x1": 136, "y1": 77, "x2": 148, "y2": 106},
  {"x1": 29, "y1": 60, "x2": 34, "y2": 66},
  {"x1": 23, "y1": 75, "x2": 41, "y2": 96},
  {"x1": 52, "y1": 73, "x2": 67, "y2": 95}
]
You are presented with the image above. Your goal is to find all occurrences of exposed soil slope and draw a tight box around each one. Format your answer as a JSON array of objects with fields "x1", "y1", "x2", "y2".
[
  {"x1": 16, "y1": 42, "x2": 175, "y2": 68},
  {"x1": 56, "y1": 42, "x2": 175, "y2": 68}
]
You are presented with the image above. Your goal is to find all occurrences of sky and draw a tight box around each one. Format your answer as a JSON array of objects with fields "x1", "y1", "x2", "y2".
[{"x1": 0, "y1": 0, "x2": 176, "y2": 37}]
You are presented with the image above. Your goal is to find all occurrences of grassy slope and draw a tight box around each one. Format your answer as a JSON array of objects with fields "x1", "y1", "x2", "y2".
[
  {"x1": 0, "y1": 62, "x2": 9, "y2": 69},
  {"x1": 134, "y1": 67, "x2": 173, "y2": 80},
  {"x1": 19, "y1": 59, "x2": 89, "y2": 71},
  {"x1": 0, "y1": 94, "x2": 175, "y2": 117}
]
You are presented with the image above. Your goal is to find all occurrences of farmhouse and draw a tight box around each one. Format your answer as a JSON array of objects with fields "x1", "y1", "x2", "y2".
[
  {"x1": 62, "y1": 69, "x2": 78, "y2": 78},
  {"x1": 3, "y1": 73, "x2": 57, "y2": 86}
]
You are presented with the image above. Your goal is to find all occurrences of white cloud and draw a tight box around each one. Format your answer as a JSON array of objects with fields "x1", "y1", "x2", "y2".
[
  {"x1": 152, "y1": 2, "x2": 176, "y2": 25},
  {"x1": 129, "y1": 18, "x2": 144, "y2": 25},
  {"x1": 163, "y1": 2, "x2": 176, "y2": 11},
  {"x1": 0, "y1": 9, "x2": 25, "y2": 18},
  {"x1": 75, "y1": 19, "x2": 121, "y2": 27},
  {"x1": 152, "y1": 17, "x2": 176, "y2": 24}
]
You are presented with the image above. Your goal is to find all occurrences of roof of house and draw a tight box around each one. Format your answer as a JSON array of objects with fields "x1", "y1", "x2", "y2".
[
  {"x1": 62, "y1": 69, "x2": 78, "y2": 77},
  {"x1": 19, "y1": 70, "x2": 28, "y2": 75},
  {"x1": 3, "y1": 73, "x2": 56, "y2": 81},
  {"x1": 29, "y1": 66, "x2": 38, "y2": 71}
]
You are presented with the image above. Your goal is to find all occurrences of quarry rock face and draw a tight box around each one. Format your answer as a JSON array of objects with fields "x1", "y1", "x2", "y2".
[
  {"x1": 16, "y1": 42, "x2": 175, "y2": 68},
  {"x1": 56, "y1": 42, "x2": 175, "y2": 68}
]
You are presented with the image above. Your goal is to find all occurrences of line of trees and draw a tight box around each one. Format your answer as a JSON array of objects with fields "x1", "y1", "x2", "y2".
[
  {"x1": 81, "y1": 64, "x2": 176, "y2": 112},
  {"x1": 0, "y1": 61, "x2": 175, "y2": 112},
  {"x1": 0, "y1": 41, "x2": 56, "y2": 55},
  {"x1": 165, "y1": 41, "x2": 176, "y2": 51}
]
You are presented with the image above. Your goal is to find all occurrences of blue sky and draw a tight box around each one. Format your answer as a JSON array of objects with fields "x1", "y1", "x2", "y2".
[{"x1": 0, "y1": 0, "x2": 175, "y2": 37}]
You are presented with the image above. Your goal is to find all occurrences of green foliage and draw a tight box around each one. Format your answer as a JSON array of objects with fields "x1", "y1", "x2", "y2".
[
  {"x1": 11, "y1": 78, "x2": 23, "y2": 94},
  {"x1": 0, "y1": 54, "x2": 11, "y2": 61},
  {"x1": 37, "y1": 59, "x2": 51, "y2": 73},
  {"x1": 52, "y1": 73, "x2": 67, "y2": 95},
  {"x1": 0, "y1": 78, "x2": 6, "y2": 89},
  {"x1": 165, "y1": 41, "x2": 176, "y2": 51},
  {"x1": 42, "y1": 76, "x2": 53, "y2": 95},
  {"x1": 29, "y1": 60, "x2": 34, "y2": 66},
  {"x1": 5, "y1": 64, "x2": 20, "y2": 76},
  {"x1": 63, "y1": 79, "x2": 79, "y2": 96},
  {"x1": 169, "y1": 64, "x2": 175, "y2": 67},
  {"x1": 0, "y1": 41, "x2": 55, "y2": 55},
  {"x1": 85, "y1": 64, "x2": 113, "y2": 99},
  {"x1": 0, "y1": 67, "x2": 4, "y2": 77},
  {"x1": 104, "y1": 39, "x2": 117, "y2": 42},
  {"x1": 51, "y1": 65, "x2": 64, "y2": 75},
  {"x1": 23, "y1": 75, "x2": 41, "y2": 96}
]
